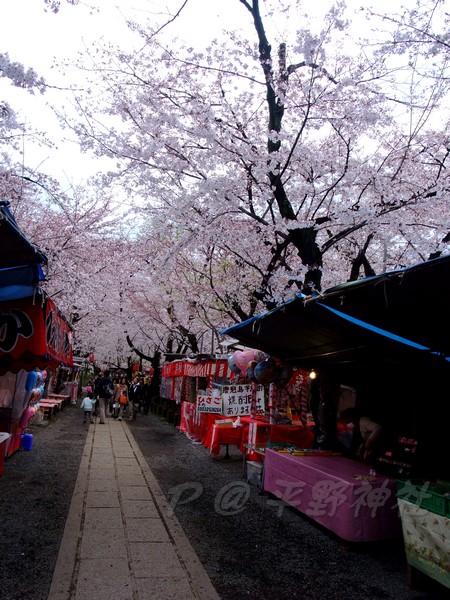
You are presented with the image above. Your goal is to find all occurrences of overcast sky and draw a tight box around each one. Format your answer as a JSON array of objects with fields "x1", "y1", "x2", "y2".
[{"x1": 1, "y1": 0, "x2": 256, "y2": 185}]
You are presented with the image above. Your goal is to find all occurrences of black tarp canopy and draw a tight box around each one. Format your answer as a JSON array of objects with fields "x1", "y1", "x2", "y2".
[
  {"x1": 220, "y1": 255, "x2": 450, "y2": 370},
  {"x1": 0, "y1": 202, "x2": 47, "y2": 268}
]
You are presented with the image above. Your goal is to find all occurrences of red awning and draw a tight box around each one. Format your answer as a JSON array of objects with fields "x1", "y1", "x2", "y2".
[{"x1": 0, "y1": 296, "x2": 73, "y2": 374}]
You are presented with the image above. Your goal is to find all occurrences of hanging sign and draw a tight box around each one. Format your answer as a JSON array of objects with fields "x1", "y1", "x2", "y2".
[
  {"x1": 197, "y1": 390, "x2": 223, "y2": 413},
  {"x1": 173, "y1": 376, "x2": 184, "y2": 403},
  {"x1": 159, "y1": 377, "x2": 173, "y2": 400},
  {"x1": 0, "y1": 296, "x2": 72, "y2": 373},
  {"x1": 161, "y1": 360, "x2": 185, "y2": 378},
  {"x1": 0, "y1": 297, "x2": 73, "y2": 373},
  {"x1": 221, "y1": 384, "x2": 265, "y2": 417},
  {"x1": 0, "y1": 297, "x2": 46, "y2": 361}
]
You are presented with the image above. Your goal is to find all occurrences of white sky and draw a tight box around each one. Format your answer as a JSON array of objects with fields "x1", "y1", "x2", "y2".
[
  {"x1": 0, "y1": 0, "x2": 399, "y2": 187},
  {"x1": 1, "y1": 0, "x2": 255, "y2": 185}
]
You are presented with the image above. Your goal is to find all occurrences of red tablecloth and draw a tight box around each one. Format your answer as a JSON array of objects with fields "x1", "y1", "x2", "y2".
[
  {"x1": 0, "y1": 432, "x2": 11, "y2": 476},
  {"x1": 203, "y1": 423, "x2": 243, "y2": 456},
  {"x1": 239, "y1": 417, "x2": 271, "y2": 460},
  {"x1": 178, "y1": 402, "x2": 228, "y2": 444},
  {"x1": 263, "y1": 450, "x2": 402, "y2": 542},
  {"x1": 2, "y1": 421, "x2": 22, "y2": 457},
  {"x1": 180, "y1": 403, "x2": 315, "y2": 458},
  {"x1": 269, "y1": 424, "x2": 314, "y2": 448},
  {"x1": 238, "y1": 420, "x2": 314, "y2": 461}
]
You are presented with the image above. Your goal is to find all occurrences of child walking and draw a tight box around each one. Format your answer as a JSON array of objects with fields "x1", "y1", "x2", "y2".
[{"x1": 80, "y1": 392, "x2": 96, "y2": 424}]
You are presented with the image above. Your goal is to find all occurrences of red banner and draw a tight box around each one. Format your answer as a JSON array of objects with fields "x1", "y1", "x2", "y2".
[
  {"x1": 161, "y1": 360, "x2": 185, "y2": 378},
  {"x1": 45, "y1": 298, "x2": 73, "y2": 367},
  {"x1": 161, "y1": 359, "x2": 231, "y2": 379},
  {"x1": 0, "y1": 296, "x2": 72, "y2": 374}
]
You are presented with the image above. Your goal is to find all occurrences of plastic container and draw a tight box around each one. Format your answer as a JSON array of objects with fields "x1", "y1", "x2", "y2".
[
  {"x1": 396, "y1": 479, "x2": 450, "y2": 517},
  {"x1": 21, "y1": 433, "x2": 33, "y2": 452},
  {"x1": 246, "y1": 460, "x2": 263, "y2": 487}
]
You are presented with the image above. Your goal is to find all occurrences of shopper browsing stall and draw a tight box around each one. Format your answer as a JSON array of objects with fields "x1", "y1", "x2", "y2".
[{"x1": 340, "y1": 408, "x2": 383, "y2": 461}]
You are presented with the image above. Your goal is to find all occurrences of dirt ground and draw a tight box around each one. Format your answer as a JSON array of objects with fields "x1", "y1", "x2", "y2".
[{"x1": 0, "y1": 405, "x2": 448, "y2": 600}]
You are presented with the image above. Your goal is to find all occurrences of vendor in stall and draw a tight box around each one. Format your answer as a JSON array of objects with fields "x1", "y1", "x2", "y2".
[{"x1": 340, "y1": 408, "x2": 383, "y2": 461}]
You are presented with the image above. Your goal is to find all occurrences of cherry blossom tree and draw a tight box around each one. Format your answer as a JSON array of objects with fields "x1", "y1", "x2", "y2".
[
  {"x1": 0, "y1": 6, "x2": 133, "y2": 366},
  {"x1": 4, "y1": 0, "x2": 450, "y2": 363},
  {"x1": 361, "y1": 0, "x2": 450, "y2": 261},
  {"x1": 61, "y1": 0, "x2": 449, "y2": 334},
  {"x1": 0, "y1": 51, "x2": 48, "y2": 197},
  {"x1": 43, "y1": 0, "x2": 78, "y2": 13},
  {"x1": 0, "y1": 2, "x2": 138, "y2": 366}
]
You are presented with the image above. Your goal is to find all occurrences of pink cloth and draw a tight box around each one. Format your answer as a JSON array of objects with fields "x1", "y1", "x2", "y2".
[{"x1": 263, "y1": 450, "x2": 402, "y2": 542}]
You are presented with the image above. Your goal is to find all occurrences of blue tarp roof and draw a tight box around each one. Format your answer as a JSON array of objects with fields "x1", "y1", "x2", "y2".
[
  {"x1": 0, "y1": 201, "x2": 47, "y2": 302},
  {"x1": 220, "y1": 255, "x2": 450, "y2": 368},
  {"x1": 0, "y1": 264, "x2": 45, "y2": 302}
]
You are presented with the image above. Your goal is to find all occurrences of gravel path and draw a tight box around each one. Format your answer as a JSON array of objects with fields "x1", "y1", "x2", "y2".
[
  {"x1": 0, "y1": 405, "x2": 447, "y2": 600},
  {"x1": 0, "y1": 404, "x2": 87, "y2": 600},
  {"x1": 129, "y1": 415, "x2": 448, "y2": 600}
]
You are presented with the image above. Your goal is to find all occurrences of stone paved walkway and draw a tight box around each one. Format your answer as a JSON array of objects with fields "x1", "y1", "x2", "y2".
[{"x1": 47, "y1": 418, "x2": 220, "y2": 600}]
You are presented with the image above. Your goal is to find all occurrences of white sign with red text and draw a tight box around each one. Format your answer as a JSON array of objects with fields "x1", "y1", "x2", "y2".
[{"x1": 196, "y1": 389, "x2": 223, "y2": 413}]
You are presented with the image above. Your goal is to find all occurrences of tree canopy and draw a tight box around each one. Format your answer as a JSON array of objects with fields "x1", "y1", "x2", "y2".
[{"x1": 1, "y1": 0, "x2": 449, "y2": 366}]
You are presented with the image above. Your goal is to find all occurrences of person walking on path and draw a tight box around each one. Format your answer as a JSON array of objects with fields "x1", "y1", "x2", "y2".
[
  {"x1": 128, "y1": 376, "x2": 143, "y2": 420},
  {"x1": 94, "y1": 370, "x2": 114, "y2": 424},
  {"x1": 79, "y1": 392, "x2": 96, "y2": 424},
  {"x1": 112, "y1": 377, "x2": 129, "y2": 421}
]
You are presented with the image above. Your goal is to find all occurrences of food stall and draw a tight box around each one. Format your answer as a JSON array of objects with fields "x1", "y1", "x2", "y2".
[
  {"x1": 220, "y1": 256, "x2": 450, "y2": 560},
  {"x1": 172, "y1": 348, "x2": 315, "y2": 468},
  {"x1": 161, "y1": 356, "x2": 231, "y2": 428},
  {"x1": 0, "y1": 201, "x2": 73, "y2": 464}
]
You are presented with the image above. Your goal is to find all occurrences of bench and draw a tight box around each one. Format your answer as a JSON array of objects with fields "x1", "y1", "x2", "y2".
[
  {"x1": 47, "y1": 393, "x2": 71, "y2": 407},
  {"x1": 38, "y1": 399, "x2": 64, "y2": 420}
]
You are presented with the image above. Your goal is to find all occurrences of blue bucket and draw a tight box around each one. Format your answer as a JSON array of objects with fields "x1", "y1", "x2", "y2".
[{"x1": 21, "y1": 433, "x2": 33, "y2": 451}]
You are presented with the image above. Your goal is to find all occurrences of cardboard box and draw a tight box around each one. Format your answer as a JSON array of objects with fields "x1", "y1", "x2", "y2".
[{"x1": 215, "y1": 419, "x2": 234, "y2": 427}]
